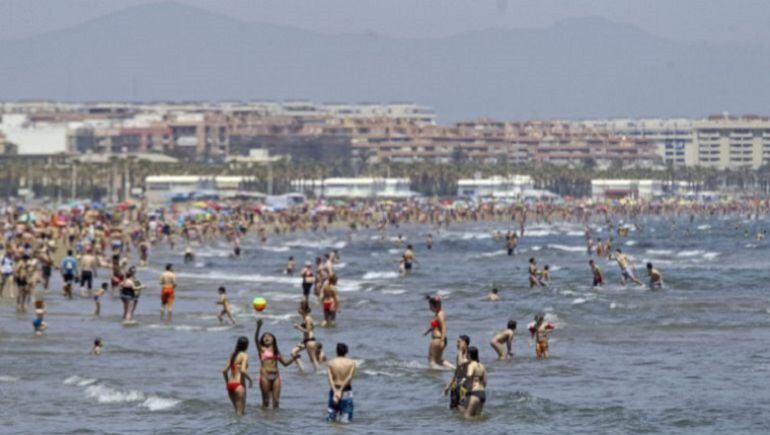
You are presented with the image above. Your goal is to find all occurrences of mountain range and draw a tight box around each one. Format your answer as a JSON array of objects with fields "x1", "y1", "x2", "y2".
[{"x1": 1, "y1": 1, "x2": 769, "y2": 121}]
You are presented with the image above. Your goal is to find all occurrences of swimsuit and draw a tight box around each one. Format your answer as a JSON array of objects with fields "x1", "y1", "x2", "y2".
[
  {"x1": 327, "y1": 385, "x2": 353, "y2": 423},
  {"x1": 161, "y1": 285, "x2": 175, "y2": 307},
  {"x1": 468, "y1": 390, "x2": 486, "y2": 404},
  {"x1": 227, "y1": 361, "x2": 242, "y2": 393}
]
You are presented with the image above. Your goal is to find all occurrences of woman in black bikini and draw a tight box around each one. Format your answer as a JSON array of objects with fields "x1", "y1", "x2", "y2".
[{"x1": 461, "y1": 346, "x2": 487, "y2": 418}]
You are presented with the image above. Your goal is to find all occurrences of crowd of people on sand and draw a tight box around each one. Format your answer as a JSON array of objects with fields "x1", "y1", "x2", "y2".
[{"x1": 1, "y1": 196, "x2": 768, "y2": 422}]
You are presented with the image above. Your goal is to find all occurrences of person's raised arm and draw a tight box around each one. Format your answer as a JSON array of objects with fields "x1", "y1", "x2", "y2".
[{"x1": 254, "y1": 319, "x2": 263, "y2": 354}]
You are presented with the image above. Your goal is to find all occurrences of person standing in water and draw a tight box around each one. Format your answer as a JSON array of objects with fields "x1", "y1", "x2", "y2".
[
  {"x1": 610, "y1": 249, "x2": 643, "y2": 286},
  {"x1": 460, "y1": 346, "x2": 487, "y2": 418},
  {"x1": 490, "y1": 320, "x2": 516, "y2": 360},
  {"x1": 216, "y1": 287, "x2": 236, "y2": 325},
  {"x1": 321, "y1": 275, "x2": 340, "y2": 327},
  {"x1": 93, "y1": 282, "x2": 106, "y2": 316},
  {"x1": 327, "y1": 342, "x2": 356, "y2": 423},
  {"x1": 59, "y1": 250, "x2": 78, "y2": 300},
  {"x1": 291, "y1": 300, "x2": 323, "y2": 372},
  {"x1": 285, "y1": 256, "x2": 295, "y2": 276},
  {"x1": 254, "y1": 319, "x2": 299, "y2": 408},
  {"x1": 646, "y1": 262, "x2": 663, "y2": 289},
  {"x1": 589, "y1": 259, "x2": 604, "y2": 287},
  {"x1": 300, "y1": 261, "x2": 314, "y2": 302},
  {"x1": 528, "y1": 258, "x2": 540, "y2": 288},
  {"x1": 159, "y1": 264, "x2": 176, "y2": 322},
  {"x1": 78, "y1": 249, "x2": 97, "y2": 297},
  {"x1": 424, "y1": 295, "x2": 454, "y2": 370},
  {"x1": 403, "y1": 244, "x2": 417, "y2": 274},
  {"x1": 445, "y1": 335, "x2": 470, "y2": 410},
  {"x1": 32, "y1": 299, "x2": 47, "y2": 336},
  {"x1": 529, "y1": 313, "x2": 555, "y2": 359},
  {"x1": 222, "y1": 336, "x2": 253, "y2": 416}
]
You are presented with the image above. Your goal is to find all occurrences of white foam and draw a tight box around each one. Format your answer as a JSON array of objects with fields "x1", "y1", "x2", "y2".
[
  {"x1": 473, "y1": 250, "x2": 506, "y2": 259},
  {"x1": 180, "y1": 271, "x2": 296, "y2": 285},
  {"x1": 0, "y1": 375, "x2": 19, "y2": 383},
  {"x1": 647, "y1": 249, "x2": 673, "y2": 256},
  {"x1": 381, "y1": 289, "x2": 406, "y2": 295},
  {"x1": 697, "y1": 224, "x2": 711, "y2": 230},
  {"x1": 362, "y1": 369, "x2": 398, "y2": 377},
  {"x1": 387, "y1": 249, "x2": 400, "y2": 254},
  {"x1": 141, "y1": 396, "x2": 181, "y2": 411},
  {"x1": 624, "y1": 240, "x2": 637, "y2": 246},
  {"x1": 572, "y1": 298, "x2": 587, "y2": 305},
  {"x1": 522, "y1": 229, "x2": 556, "y2": 237},
  {"x1": 362, "y1": 271, "x2": 399, "y2": 280},
  {"x1": 285, "y1": 239, "x2": 346, "y2": 250},
  {"x1": 703, "y1": 252, "x2": 720, "y2": 260},
  {"x1": 85, "y1": 384, "x2": 145, "y2": 404},
  {"x1": 547, "y1": 244, "x2": 585, "y2": 253},
  {"x1": 566, "y1": 231, "x2": 584, "y2": 236},
  {"x1": 260, "y1": 245, "x2": 290, "y2": 253},
  {"x1": 676, "y1": 250, "x2": 704, "y2": 258},
  {"x1": 436, "y1": 289, "x2": 451, "y2": 297}
]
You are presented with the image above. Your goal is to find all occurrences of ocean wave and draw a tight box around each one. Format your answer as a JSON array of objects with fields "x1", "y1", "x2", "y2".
[
  {"x1": 140, "y1": 396, "x2": 181, "y2": 411},
  {"x1": 0, "y1": 375, "x2": 19, "y2": 383},
  {"x1": 647, "y1": 249, "x2": 673, "y2": 256},
  {"x1": 179, "y1": 271, "x2": 297, "y2": 285},
  {"x1": 547, "y1": 244, "x2": 585, "y2": 253},
  {"x1": 362, "y1": 271, "x2": 399, "y2": 280},
  {"x1": 676, "y1": 250, "x2": 704, "y2": 258}
]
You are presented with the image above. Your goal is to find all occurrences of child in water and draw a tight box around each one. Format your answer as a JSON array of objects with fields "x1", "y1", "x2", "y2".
[
  {"x1": 217, "y1": 287, "x2": 236, "y2": 325},
  {"x1": 94, "y1": 282, "x2": 107, "y2": 316},
  {"x1": 539, "y1": 265, "x2": 551, "y2": 286},
  {"x1": 490, "y1": 320, "x2": 516, "y2": 360},
  {"x1": 91, "y1": 338, "x2": 103, "y2": 355},
  {"x1": 32, "y1": 300, "x2": 47, "y2": 336},
  {"x1": 285, "y1": 256, "x2": 295, "y2": 276}
]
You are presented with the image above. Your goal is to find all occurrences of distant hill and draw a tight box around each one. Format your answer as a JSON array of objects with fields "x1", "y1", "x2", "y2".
[{"x1": 1, "y1": 1, "x2": 769, "y2": 121}]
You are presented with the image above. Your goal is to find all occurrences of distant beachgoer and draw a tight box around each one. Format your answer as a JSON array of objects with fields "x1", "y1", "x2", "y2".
[
  {"x1": 300, "y1": 261, "x2": 314, "y2": 301},
  {"x1": 93, "y1": 282, "x2": 106, "y2": 316},
  {"x1": 424, "y1": 295, "x2": 454, "y2": 370},
  {"x1": 589, "y1": 259, "x2": 604, "y2": 287},
  {"x1": 647, "y1": 262, "x2": 663, "y2": 289},
  {"x1": 490, "y1": 320, "x2": 516, "y2": 360},
  {"x1": 445, "y1": 335, "x2": 470, "y2": 410},
  {"x1": 285, "y1": 256, "x2": 295, "y2": 276},
  {"x1": 60, "y1": 250, "x2": 78, "y2": 300},
  {"x1": 460, "y1": 346, "x2": 487, "y2": 418},
  {"x1": 528, "y1": 258, "x2": 540, "y2": 288},
  {"x1": 291, "y1": 300, "x2": 323, "y2": 372},
  {"x1": 484, "y1": 288, "x2": 500, "y2": 302},
  {"x1": 322, "y1": 275, "x2": 340, "y2": 327},
  {"x1": 32, "y1": 299, "x2": 47, "y2": 336},
  {"x1": 216, "y1": 286, "x2": 236, "y2": 325},
  {"x1": 327, "y1": 342, "x2": 356, "y2": 423},
  {"x1": 529, "y1": 313, "x2": 555, "y2": 359},
  {"x1": 159, "y1": 263, "x2": 176, "y2": 322},
  {"x1": 91, "y1": 338, "x2": 103, "y2": 356},
  {"x1": 610, "y1": 249, "x2": 643, "y2": 286}
]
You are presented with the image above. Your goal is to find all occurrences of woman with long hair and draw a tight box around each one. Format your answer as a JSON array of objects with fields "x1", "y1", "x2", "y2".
[
  {"x1": 222, "y1": 336, "x2": 253, "y2": 415},
  {"x1": 423, "y1": 295, "x2": 454, "y2": 370},
  {"x1": 254, "y1": 319, "x2": 299, "y2": 408},
  {"x1": 461, "y1": 346, "x2": 487, "y2": 418}
]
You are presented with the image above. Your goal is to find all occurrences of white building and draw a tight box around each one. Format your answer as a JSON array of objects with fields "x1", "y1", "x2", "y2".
[
  {"x1": 0, "y1": 114, "x2": 70, "y2": 155},
  {"x1": 457, "y1": 175, "x2": 535, "y2": 198},
  {"x1": 591, "y1": 179, "x2": 664, "y2": 200},
  {"x1": 582, "y1": 118, "x2": 695, "y2": 167},
  {"x1": 291, "y1": 178, "x2": 418, "y2": 198},
  {"x1": 692, "y1": 116, "x2": 770, "y2": 170}
]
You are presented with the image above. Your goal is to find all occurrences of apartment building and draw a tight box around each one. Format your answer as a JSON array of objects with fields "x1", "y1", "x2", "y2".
[{"x1": 691, "y1": 116, "x2": 770, "y2": 170}]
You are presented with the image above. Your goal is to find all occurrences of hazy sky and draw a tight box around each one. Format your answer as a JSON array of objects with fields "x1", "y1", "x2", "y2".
[{"x1": 1, "y1": 0, "x2": 768, "y2": 44}]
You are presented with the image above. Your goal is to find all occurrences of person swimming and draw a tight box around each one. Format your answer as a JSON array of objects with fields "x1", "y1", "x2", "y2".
[
  {"x1": 91, "y1": 338, "x2": 103, "y2": 356},
  {"x1": 484, "y1": 288, "x2": 500, "y2": 301}
]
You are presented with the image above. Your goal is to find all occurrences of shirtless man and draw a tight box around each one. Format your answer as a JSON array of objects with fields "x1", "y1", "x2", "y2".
[
  {"x1": 402, "y1": 244, "x2": 417, "y2": 274},
  {"x1": 589, "y1": 259, "x2": 604, "y2": 287},
  {"x1": 646, "y1": 262, "x2": 663, "y2": 289},
  {"x1": 159, "y1": 264, "x2": 177, "y2": 322},
  {"x1": 611, "y1": 249, "x2": 643, "y2": 286},
  {"x1": 79, "y1": 250, "x2": 98, "y2": 296},
  {"x1": 444, "y1": 335, "x2": 470, "y2": 410},
  {"x1": 300, "y1": 261, "x2": 314, "y2": 302},
  {"x1": 327, "y1": 343, "x2": 356, "y2": 423}
]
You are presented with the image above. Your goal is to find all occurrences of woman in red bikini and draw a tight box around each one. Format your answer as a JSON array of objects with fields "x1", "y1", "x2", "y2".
[
  {"x1": 423, "y1": 295, "x2": 455, "y2": 370},
  {"x1": 254, "y1": 319, "x2": 299, "y2": 408},
  {"x1": 222, "y1": 336, "x2": 253, "y2": 415}
]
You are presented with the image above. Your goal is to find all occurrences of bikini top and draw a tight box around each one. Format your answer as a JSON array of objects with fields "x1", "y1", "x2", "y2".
[
  {"x1": 430, "y1": 318, "x2": 439, "y2": 329},
  {"x1": 261, "y1": 350, "x2": 279, "y2": 362}
]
